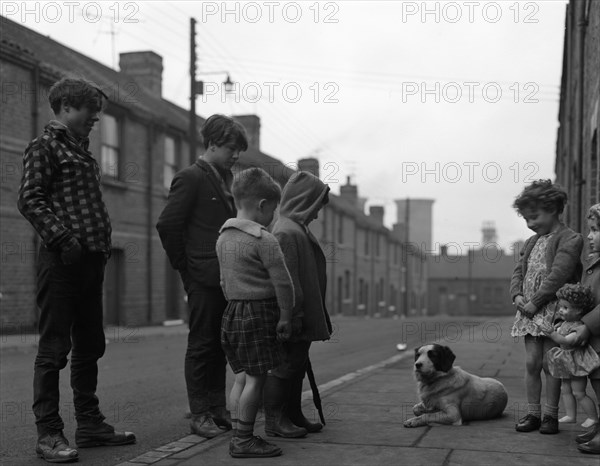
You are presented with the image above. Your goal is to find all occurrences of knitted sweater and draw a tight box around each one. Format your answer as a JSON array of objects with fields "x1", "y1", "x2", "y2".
[
  {"x1": 510, "y1": 224, "x2": 583, "y2": 309},
  {"x1": 216, "y1": 218, "x2": 294, "y2": 312}
]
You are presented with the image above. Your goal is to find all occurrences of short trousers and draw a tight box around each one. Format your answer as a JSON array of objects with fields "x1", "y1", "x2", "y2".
[{"x1": 221, "y1": 298, "x2": 283, "y2": 376}]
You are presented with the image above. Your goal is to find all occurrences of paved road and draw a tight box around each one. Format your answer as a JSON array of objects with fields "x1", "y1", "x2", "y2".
[{"x1": 0, "y1": 315, "x2": 508, "y2": 465}]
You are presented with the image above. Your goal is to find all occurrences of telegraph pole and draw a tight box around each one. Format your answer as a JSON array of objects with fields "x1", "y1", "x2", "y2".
[
  {"x1": 404, "y1": 197, "x2": 410, "y2": 317},
  {"x1": 189, "y1": 17, "x2": 197, "y2": 165}
]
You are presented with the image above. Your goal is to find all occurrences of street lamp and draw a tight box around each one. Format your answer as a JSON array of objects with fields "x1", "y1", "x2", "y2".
[
  {"x1": 189, "y1": 17, "x2": 235, "y2": 163},
  {"x1": 189, "y1": 70, "x2": 235, "y2": 164},
  {"x1": 194, "y1": 72, "x2": 234, "y2": 96}
]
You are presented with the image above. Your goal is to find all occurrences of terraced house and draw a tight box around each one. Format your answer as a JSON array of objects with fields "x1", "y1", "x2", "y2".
[{"x1": 0, "y1": 15, "x2": 427, "y2": 332}]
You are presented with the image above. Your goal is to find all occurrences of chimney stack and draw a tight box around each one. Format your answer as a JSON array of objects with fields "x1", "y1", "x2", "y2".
[
  {"x1": 119, "y1": 51, "x2": 163, "y2": 96},
  {"x1": 298, "y1": 157, "x2": 320, "y2": 178},
  {"x1": 369, "y1": 205, "x2": 384, "y2": 224},
  {"x1": 340, "y1": 176, "x2": 358, "y2": 206},
  {"x1": 234, "y1": 115, "x2": 260, "y2": 151}
]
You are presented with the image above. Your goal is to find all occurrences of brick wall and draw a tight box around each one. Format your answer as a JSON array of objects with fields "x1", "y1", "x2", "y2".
[
  {"x1": 556, "y1": 0, "x2": 600, "y2": 238},
  {"x1": 0, "y1": 60, "x2": 38, "y2": 329}
]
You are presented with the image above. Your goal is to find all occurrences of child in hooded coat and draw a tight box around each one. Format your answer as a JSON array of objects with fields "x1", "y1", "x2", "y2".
[{"x1": 262, "y1": 171, "x2": 333, "y2": 438}]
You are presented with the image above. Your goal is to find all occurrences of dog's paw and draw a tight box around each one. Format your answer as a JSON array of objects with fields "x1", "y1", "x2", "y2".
[
  {"x1": 413, "y1": 403, "x2": 426, "y2": 416},
  {"x1": 404, "y1": 417, "x2": 424, "y2": 428}
]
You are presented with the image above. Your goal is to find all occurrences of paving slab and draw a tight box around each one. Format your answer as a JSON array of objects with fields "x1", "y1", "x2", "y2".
[{"x1": 128, "y1": 316, "x2": 600, "y2": 465}]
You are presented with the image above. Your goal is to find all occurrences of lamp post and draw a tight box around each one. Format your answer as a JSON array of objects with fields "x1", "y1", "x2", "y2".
[{"x1": 189, "y1": 17, "x2": 234, "y2": 164}]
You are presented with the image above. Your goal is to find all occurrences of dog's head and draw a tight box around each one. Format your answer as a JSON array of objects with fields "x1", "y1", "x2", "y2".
[{"x1": 413, "y1": 344, "x2": 456, "y2": 380}]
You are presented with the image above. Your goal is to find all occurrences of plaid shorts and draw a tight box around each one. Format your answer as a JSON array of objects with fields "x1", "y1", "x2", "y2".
[{"x1": 221, "y1": 298, "x2": 283, "y2": 376}]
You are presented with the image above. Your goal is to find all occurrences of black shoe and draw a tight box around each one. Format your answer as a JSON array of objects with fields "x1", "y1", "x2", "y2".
[
  {"x1": 190, "y1": 415, "x2": 221, "y2": 438},
  {"x1": 36, "y1": 431, "x2": 79, "y2": 463},
  {"x1": 515, "y1": 414, "x2": 541, "y2": 432},
  {"x1": 539, "y1": 415, "x2": 559, "y2": 435},
  {"x1": 576, "y1": 423, "x2": 600, "y2": 444},
  {"x1": 76, "y1": 421, "x2": 136, "y2": 448},
  {"x1": 578, "y1": 430, "x2": 600, "y2": 454},
  {"x1": 230, "y1": 435, "x2": 282, "y2": 458},
  {"x1": 210, "y1": 406, "x2": 232, "y2": 431}
]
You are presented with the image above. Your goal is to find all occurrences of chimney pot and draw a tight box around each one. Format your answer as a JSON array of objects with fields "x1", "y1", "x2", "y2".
[
  {"x1": 119, "y1": 51, "x2": 163, "y2": 97},
  {"x1": 298, "y1": 158, "x2": 320, "y2": 178}
]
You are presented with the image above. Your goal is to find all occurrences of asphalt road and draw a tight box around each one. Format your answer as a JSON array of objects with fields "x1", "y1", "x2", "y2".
[{"x1": 0, "y1": 315, "x2": 504, "y2": 465}]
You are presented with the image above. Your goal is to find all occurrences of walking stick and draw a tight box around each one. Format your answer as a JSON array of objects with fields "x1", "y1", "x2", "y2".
[{"x1": 306, "y1": 358, "x2": 326, "y2": 425}]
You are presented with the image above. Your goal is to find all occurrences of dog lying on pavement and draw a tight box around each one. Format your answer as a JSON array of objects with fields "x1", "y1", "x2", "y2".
[{"x1": 404, "y1": 344, "x2": 508, "y2": 427}]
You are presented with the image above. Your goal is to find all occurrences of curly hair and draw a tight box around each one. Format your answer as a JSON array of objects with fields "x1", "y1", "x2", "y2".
[
  {"x1": 588, "y1": 203, "x2": 600, "y2": 229},
  {"x1": 48, "y1": 77, "x2": 108, "y2": 115},
  {"x1": 513, "y1": 179, "x2": 568, "y2": 215},
  {"x1": 556, "y1": 283, "x2": 595, "y2": 314}
]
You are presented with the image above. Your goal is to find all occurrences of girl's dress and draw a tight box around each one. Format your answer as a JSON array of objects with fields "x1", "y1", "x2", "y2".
[
  {"x1": 546, "y1": 320, "x2": 600, "y2": 378},
  {"x1": 511, "y1": 234, "x2": 559, "y2": 337}
]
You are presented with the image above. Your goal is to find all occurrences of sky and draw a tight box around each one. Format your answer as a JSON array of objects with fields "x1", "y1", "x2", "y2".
[{"x1": 4, "y1": 0, "x2": 570, "y2": 252}]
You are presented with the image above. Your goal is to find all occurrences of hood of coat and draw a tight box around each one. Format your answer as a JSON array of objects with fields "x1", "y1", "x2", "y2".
[{"x1": 279, "y1": 171, "x2": 329, "y2": 225}]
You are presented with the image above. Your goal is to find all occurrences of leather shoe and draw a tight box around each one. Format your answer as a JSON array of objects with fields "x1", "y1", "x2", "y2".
[
  {"x1": 539, "y1": 415, "x2": 559, "y2": 435},
  {"x1": 76, "y1": 421, "x2": 136, "y2": 448},
  {"x1": 36, "y1": 431, "x2": 78, "y2": 463},
  {"x1": 230, "y1": 435, "x2": 282, "y2": 458},
  {"x1": 515, "y1": 414, "x2": 541, "y2": 432},
  {"x1": 190, "y1": 415, "x2": 221, "y2": 438},
  {"x1": 578, "y1": 430, "x2": 600, "y2": 454},
  {"x1": 576, "y1": 423, "x2": 599, "y2": 444},
  {"x1": 210, "y1": 406, "x2": 232, "y2": 431}
]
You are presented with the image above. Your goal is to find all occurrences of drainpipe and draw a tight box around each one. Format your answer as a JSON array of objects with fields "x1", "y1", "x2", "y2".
[
  {"x1": 146, "y1": 123, "x2": 155, "y2": 324},
  {"x1": 576, "y1": 3, "x2": 587, "y2": 231}
]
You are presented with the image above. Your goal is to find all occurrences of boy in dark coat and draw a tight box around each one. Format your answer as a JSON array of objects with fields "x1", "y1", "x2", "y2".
[
  {"x1": 156, "y1": 114, "x2": 248, "y2": 438},
  {"x1": 264, "y1": 171, "x2": 332, "y2": 437}
]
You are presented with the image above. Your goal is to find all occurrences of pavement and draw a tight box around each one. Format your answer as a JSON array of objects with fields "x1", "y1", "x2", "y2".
[{"x1": 84, "y1": 316, "x2": 597, "y2": 466}]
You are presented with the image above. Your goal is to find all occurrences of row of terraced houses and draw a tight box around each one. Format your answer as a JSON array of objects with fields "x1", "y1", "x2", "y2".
[{"x1": 0, "y1": 16, "x2": 428, "y2": 331}]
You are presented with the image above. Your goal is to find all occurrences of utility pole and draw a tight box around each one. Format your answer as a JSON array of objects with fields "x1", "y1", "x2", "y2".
[
  {"x1": 404, "y1": 197, "x2": 410, "y2": 317},
  {"x1": 189, "y1": 17, "x2": 197, "y2": 165}
]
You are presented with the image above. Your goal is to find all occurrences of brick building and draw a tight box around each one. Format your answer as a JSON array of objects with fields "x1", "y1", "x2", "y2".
[
  {"x1": 0, "y1": 16, "x2": 427, "y2": 330},
  {"x1": 555, "y1": 0, "x2": 600, "y2": 236},
  {"x1": 427, "y1": 224, "x2": 516, "y2": 316}
]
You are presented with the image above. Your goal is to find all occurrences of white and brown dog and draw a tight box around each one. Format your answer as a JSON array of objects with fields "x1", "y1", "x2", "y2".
[{"x1": 404, "y1": 344, "x2": 508, "y2": 427}]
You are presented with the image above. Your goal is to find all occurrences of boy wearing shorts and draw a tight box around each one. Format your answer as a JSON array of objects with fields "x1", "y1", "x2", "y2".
[{"x1": 216, "y1": 168, "x2": 293, "y2": 458}]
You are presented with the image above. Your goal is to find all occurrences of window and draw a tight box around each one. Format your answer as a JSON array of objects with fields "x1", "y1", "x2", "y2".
[
  {"x1": 337, "y1": 214, "x2": 343, "y2": 244},
  {"x1": 344, "y1": 270, "x2": 351, "y2": 299},
  {"x1": 358, "y1": 278, "x2": 364, "y2": 303},
  {"x1": 494, "y1": 287, "x2": 504, "y2": 304},
  {"x1": 164, "y1": 136, "x2": 177, "y2": 189},
  {"x1": 100, "y1": 114, "x2": 120, "y2": 179},
  {"x1": 483, "y1": 287, "x2": 492, "y2": 305},
  {"x1": 364, "y1": 230, "x2": 369, "y2": 255},
  {"x1": 375, "y1": 233, "x2": 380, "y2": 256}
]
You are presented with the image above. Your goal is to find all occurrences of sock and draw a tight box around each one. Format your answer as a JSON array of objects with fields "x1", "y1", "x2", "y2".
[
  {"x1": 236, "y1": 419, "x2": 254, "y2": 439},
  {"x1": 544, "y1": 404, "x2": 559, "y2": 419},
  {"x1": 528, "y1": 403, "x2": 541, "y2": 418}
]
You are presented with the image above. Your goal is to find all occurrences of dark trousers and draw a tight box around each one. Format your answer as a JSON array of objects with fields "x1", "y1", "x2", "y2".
[
  {"x1": 184, "y1": 283, "x2": 227, "y2": 416},
  {"x1": 270, "y1": 340, "x2": 312, "y2": 380},
  {"x1": 33, "y1": 248, "x2": 106, "y2": 435}
]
